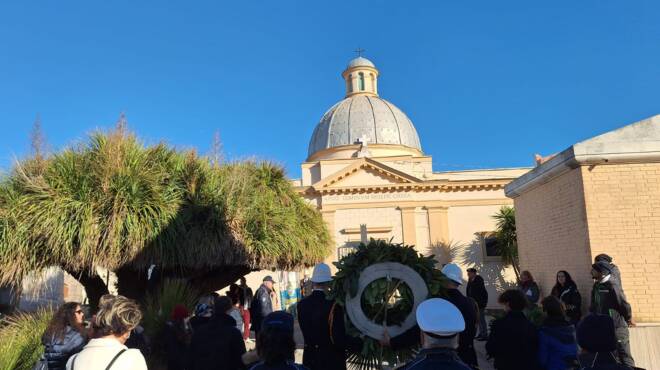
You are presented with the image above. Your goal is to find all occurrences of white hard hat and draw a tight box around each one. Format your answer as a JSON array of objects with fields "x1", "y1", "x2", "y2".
[
  {"x1": 441, "y1": 263, "x2": 463, "y2": 285},
  {"x1": 310, "y1": 263, "x2": 333, "y2": 283},
  {"x1": 416, "y1": 298, "x2": 465, "y2": 336}
]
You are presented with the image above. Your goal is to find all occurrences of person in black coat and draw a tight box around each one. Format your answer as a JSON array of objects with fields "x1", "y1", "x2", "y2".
[
  {"x1": 251, "y1": 276, "x2": 275, "y2": 334},
  {"x1": 188, "y1": 296, "x2": 246, "y2": 370},
  {"x1": 576, "y1": 314, "x2": 634, "y2": 370},
  {"x1": 466, "y1": 268, "x2": 489, "y2": 339},
  {"x1": 590, "y1": 261, "x2": 635, "y2": 368},
  {"x1": 486, "y1": 289, "x2": 539, "y2": 370},
  {"x1": 297, "y1": 263, "x2": 360, "y2": 370},
  {"x1": 250, "y1": 312, "x2": 308, "y2": 370},
  {"x1": 594, "y1": 254, "x2": 627, "y2": 300},
  {"x1": 550, "y1": 270, "x2": 582, "y2": 325}
]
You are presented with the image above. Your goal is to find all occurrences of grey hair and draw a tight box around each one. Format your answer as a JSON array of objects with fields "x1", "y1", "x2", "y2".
[{"x1": 422, "y1": 333, "x2": 459, "y2": 349}]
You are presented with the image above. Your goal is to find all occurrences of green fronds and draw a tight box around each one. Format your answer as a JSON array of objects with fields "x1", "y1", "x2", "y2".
[
  {"x1": 0, "y1": 309, "x2": 53, "y2": 370},
  {"x1": 0, "y1": 128, "x2": 331, "y2": 285}
]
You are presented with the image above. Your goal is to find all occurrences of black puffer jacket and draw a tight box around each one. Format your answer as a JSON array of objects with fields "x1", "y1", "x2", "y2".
[
  {"x1": 551, "y1": 283, "x2": 582, "y2": 324},
  {"x1": 42, "y1": 326, "x2": 85, "y2": 370}
]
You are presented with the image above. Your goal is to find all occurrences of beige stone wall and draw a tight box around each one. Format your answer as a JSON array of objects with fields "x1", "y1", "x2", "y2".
[
  {"x1": 581, "y1": 163, "x2": 660, "y2": 322},
  {"x1": 513, "y1": 167, "x2": 594, "y2": 308}
]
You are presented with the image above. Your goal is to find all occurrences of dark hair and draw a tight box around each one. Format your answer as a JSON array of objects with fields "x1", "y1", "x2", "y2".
[
  {"x1": 214, "y1": 295, "x2": 232, "y2": 314},
  {"x1": 226, "y1": 291, "x2": 240, "y2": 306},
  {"x1": 551, "y1": 270, "x2": 576, "y2": 296},
  {"x1": 466, "y1": 268, "x2": 477, "y2": 273},
  {"x1": 541, "y1": 295, "x2": 565, "y2": 318},
  {"x1": 42, "y1": 302, "x2": 85, "y2": 343},
  {"x1": 521, "y1": 270, "x2": 535, "y2": 282},
  {"x1": 498, "y1": 289, "x2": 527, "y2": 311},
  {"x1": 256, "y1": 326, "x2": 296, "y2": 366}
]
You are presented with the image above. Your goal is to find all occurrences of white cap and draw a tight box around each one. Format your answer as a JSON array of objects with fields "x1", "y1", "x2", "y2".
[
  {"x1": 441, "y1": 263, "x2": 463, "y2": 285},
  {"x1": 416, "y1": 298, "x2": 465, "y2": 337},
  {"x1": 310, "y1": 263, "x2": 333, "y2": 283}
]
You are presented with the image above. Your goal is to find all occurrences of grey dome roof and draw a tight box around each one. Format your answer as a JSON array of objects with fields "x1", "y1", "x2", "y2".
[
  {"x1": 347, "y1": 57, "x2": 375, "y2": 68},
  {"x1": 308, "y1": 95, "x2": 422, "y2": 157}
]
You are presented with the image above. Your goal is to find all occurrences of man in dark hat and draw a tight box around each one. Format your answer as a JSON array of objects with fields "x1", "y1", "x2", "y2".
[
  {"x1": 251, "y1": 275, "x2": 276, "y2": 334},
  {"x1": 594, "y1": 254, "x2": 627, "y2": 299},
  {"x1": 590, "y1": 261, "x2": 635, "y2": 367},
  {"x1": 577, "y1": 314, "x2": 632, "y2": 370}
]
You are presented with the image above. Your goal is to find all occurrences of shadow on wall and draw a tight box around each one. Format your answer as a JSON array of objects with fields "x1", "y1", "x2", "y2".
[{"x1": 462, "y1": 236, "x2": 517, "y2": 293}]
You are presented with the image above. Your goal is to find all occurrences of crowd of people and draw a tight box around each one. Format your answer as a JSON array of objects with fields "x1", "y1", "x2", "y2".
[{"x1": 35, "y1": 253, "x2": 639, "y2": 370}]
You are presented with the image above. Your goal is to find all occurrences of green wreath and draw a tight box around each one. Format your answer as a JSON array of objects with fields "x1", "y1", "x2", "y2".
[{"x1": 329, "y1": 239, "x2": 447, "y2": 369}]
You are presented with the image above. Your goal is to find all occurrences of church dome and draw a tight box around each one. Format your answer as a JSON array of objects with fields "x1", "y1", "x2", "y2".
[{"x1": 307, "y1": 57, "x2": 423, "y2": 160}]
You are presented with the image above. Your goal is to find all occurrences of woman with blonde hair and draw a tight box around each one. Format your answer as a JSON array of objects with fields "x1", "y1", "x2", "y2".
[{"x1": 66, "y1": 295, "x2": 147, "y2": 370}]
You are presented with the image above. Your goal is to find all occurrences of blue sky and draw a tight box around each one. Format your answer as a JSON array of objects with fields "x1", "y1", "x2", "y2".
[{"x1": 0, "y1": 1, "x2": 658, "y2": 177}]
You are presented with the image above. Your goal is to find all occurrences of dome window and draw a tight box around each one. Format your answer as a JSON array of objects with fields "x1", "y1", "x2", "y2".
[{"x1": 358, "y1": 72, "x2": 365, "y2": 91}]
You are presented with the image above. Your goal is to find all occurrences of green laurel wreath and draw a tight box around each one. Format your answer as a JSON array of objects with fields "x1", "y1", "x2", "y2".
[{"x1": 328, "y1": 239, "x2": 447, "y2": 370}]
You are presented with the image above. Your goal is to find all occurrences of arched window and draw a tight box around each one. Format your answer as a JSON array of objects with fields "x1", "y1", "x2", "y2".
[
  {"x1": 348, "y1": 74, "x2": 353, "y2": 93},
  {"x1": 370, "y1": 73, "x2": 375, "y2": 91},
  {"x1": 358, "y1": 72, "x2": 365, "y2": 91}
]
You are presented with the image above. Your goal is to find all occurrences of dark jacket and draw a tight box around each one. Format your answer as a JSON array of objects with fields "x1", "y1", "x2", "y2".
[
  {"x1": 188, "y1": 313, "x2": 246, "y2": 370},
  {"x1": 466, "y1": 275, "x2": 488, "y2": 309},
  {"x1": 608, "y1": 264, "x2": 627, "y2": 300},
  {"x1": 297, "y1": 290, "x2": 357, "y2": 370},
  {"x1": 400, "y1": 348, "x2": 472, "y2": 370},
  {"x1": 589, "y1": 279, "x2": 632, "y2": 329},
  {"x1": 579, "y1": 353, "x2": 634, "y2": 370},
  {"x1": 163, "y1": 320, "x2": 190, "y2": 370},
  {"x1": 519, "y1": 281, "x2": 540, "y2": 307},
  {"x1": 249, "y1": 361, "x2": 309, "y2": 370},
  {"x1": 538, "y1": 317, "x2": 578, "y2": 370},
  {"x1": 445, "y1": 288, "x2": 478, "y2": 368},
  {"x1": 42, "y1": 326, "x2": 86, "y2": 370},
  {"x1": 486, "y1": 310, "x2": 539, "y2": 370},
  {"x1": 551, "y1": 283, "x2": 582, "y2": 324},
  {"x1": 251, "y1": 284, "x2": 274, "y2": 333}
]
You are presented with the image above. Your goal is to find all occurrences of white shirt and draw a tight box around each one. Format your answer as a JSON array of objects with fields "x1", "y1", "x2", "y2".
[{"x1": 66, "y1": 338, "x2": 147, "y2": 370}]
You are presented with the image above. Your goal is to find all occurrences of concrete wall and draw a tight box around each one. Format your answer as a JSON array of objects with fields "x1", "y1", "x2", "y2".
[
  {"x1": 513, "y1": 167, "x2": 594, "y2": 308},
  {"x1": 581, "y1": 163, "x2": 660, "y2": 322}
]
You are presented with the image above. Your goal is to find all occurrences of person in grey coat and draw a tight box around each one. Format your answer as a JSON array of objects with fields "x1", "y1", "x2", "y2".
[{"x1": 40, "y1": 302, "x2": 87, "y2": 370}]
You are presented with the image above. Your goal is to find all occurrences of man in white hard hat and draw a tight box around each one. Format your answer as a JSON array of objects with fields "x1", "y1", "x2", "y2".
[
  {"x1": 401, "y1": 298, "x2": 472, "y2": 370},
  {"x1": 297, "y1": 263, "x2": 360, "y2": 370},
  {"x1": 440, "y1": 263, "x2": 479, "y2": 369}
]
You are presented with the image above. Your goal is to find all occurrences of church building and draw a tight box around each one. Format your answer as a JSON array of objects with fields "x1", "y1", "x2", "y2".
[{"x1": 279, "y1": 56, "x2": 530, "y2": 307}]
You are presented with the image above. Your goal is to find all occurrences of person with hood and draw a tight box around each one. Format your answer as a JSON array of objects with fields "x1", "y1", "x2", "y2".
[
  {"x1": 537, "y1": 296, "x2": 578, "y2": 370},
  {"x1": 576, "y1": 314, "x2": 634, "y2": 370},
  {"x1": 189, "y1": 294, "x2": 215, "y2": 333},
  {"x1": 400, "y1": 298, "x2": 471, "y2": 370},
  {"x1": 251, "y1": 276, "x2": 276, "y2": 334},
  {"x1": 590, "y1": 261, "x2": 635, "y2": 367},
  {"x1": 188, "y1": 295, "x2": 246, "y2": 370},
  {"x1": 550, "y1": 270, "x2": 582, "y2": 325},
  {"x1": 39, "y1": 302, "x2": 87, "y2": 370},
  {"x1": 593, "y1": 254, "x2": 627, "y2": 299},
  {"x1": 518, "y1": 270, "x2": 541, "y2": 308},
  {"x1": 249, "y1": 311, "x2": 308, "y2": 370},
  {"x1": 486, "y1": 289, "x2": 539, "y2": 370}
]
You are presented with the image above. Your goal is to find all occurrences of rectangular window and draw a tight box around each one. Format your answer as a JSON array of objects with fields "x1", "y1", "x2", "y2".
[{"x1": 480, "y1": 232, "x2": 502, "y2": 262}]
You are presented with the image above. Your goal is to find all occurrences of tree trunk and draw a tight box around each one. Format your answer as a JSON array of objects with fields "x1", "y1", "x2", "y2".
[
  {"x1": 116, "y1": 266, "x2": 149, "y2": 303},
  {"x1": 63, "y1": 267, "x2": 109, "y2": 312},
  {"x1": 188, "y1": 265, "x2": 252, "y2": 294}
]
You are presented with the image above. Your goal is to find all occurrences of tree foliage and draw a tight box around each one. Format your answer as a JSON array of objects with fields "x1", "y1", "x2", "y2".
[
  {"x1": 493, "y1": 206, "x2": 520, "y2": 280},
  {"x1": 0, "y1": 127, "x2": 331, "y2": 305}
]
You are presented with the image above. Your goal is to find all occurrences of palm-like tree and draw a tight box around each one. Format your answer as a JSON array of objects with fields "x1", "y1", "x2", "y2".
[
  {"x1": 492, "y1": 206, "x2": 520, "y2": 281},
  {"x1": 0, "y1": 128, "x2": 331, "y2": 309}
]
